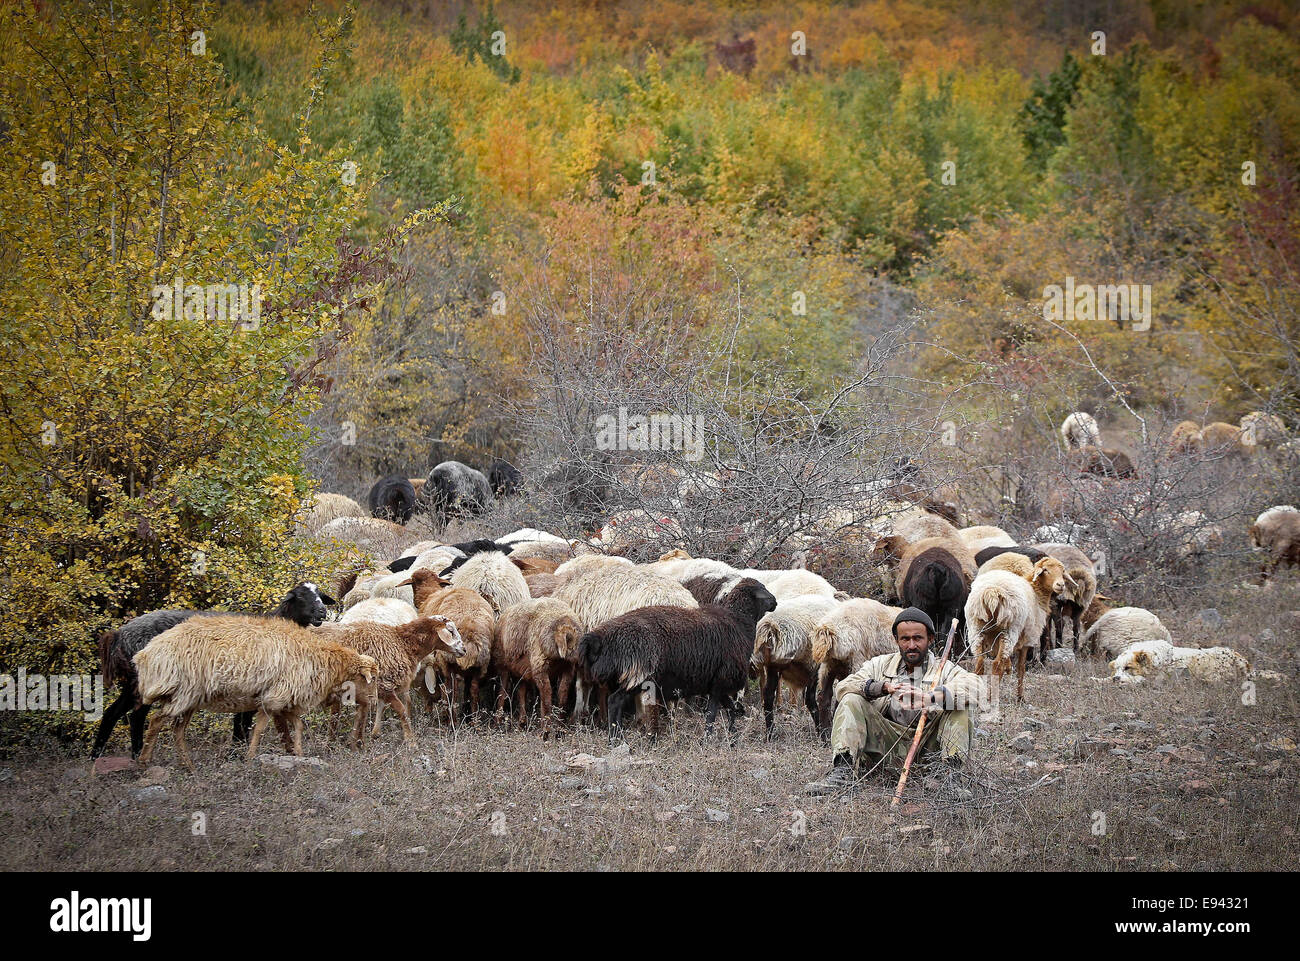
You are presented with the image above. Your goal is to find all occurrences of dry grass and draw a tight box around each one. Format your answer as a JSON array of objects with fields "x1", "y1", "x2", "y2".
[{"x1": 2, "y1": 581, "x2": 1297, "y2": 872}]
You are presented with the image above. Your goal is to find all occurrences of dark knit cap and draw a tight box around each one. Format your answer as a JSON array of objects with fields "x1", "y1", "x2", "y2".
[{"x1": 892, "y1": 607, "x2": 936, "y2": 637}]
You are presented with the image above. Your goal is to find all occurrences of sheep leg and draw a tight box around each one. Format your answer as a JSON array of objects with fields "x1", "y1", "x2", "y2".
[
  {"x1": 370, "y1": 700, "x2": 386, "y2": 737},
  {"x1": 352, "y1": 701, "x2": 370, "y2": 749},
  {"x1": 91, "y1": 688, "x2": 135, "y2": 758},
  {"x1": 704, "y1": 694, "x2": 720, "y2": 737},
  {"x1": 538, "y1": 676, "x2": 554, "y2": 740},
  {"x1": 555, "y1": 669, "x2": 573, "y2": 726},
  {"x1": 726, "y1": 693, "x2": 744, "y2": 743},
  {"x1": 128, "y1": 705, "x2": 149, "y2": 758},
  {"x1": 138, "y1": 711, "x2": 168, "y2": 766},
  {"x1": 494, "y1": 674, "x2": 510, "y2": 727},
  {"x1": 469, "y1": 673, "x2": 483, "y2": 721},
  {"x1": 274, "y1": 715, "x2": 294, "y2": 752},
  {"x1": 288, "y1": 713, "x2": 305, "y2": 756},
  {"x1": 761, "y1": 668, "x2": 779, "y2": 737},
  {"x1": 1071, "y1": 611, "x2": 1083, "y2": 652},
  {"x1": 815, "y1": 666, "x2": 834, "y2": 738},
  {"x1": 517, "y1": 680, "x2": 529, "y2": 728},
  {"x1": 326, "y1": 701, "x2": 341, "y2": 739},
  {"x1": 803, "y1": 681, "x2": 819, "y2": 730},
  {"x1": 172, "y1": 711, "x2": 196, "y2": 772},
  {"x1": 245, "y1": 710, "x2": 272, "y2": 761},
  {"x1": 1016, "y1": 646, "x2": 1027, "y2": 702},
  {"x1": 385, "y1": 692, "x2": 416, "y2": 746}
]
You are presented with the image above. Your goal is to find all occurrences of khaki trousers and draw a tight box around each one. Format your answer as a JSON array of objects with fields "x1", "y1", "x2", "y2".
[{"x1": 831, "y1": 693, "x2": 972, "y2": 765}]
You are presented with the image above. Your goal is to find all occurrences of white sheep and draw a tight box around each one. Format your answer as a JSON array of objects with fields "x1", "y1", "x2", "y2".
[
  {"x1": 1078, "y1": 606, "x2": 1171, "y2": 660},
  {"x1": 751, "y1": 595, "x2": 839, "y2": 735},
  {"x1": 1061, "y1": 411, "x2": 1101, "y2": 449},
  {"x1": 339, "y1": 597, "x2": 418, "y2": 626},
  {"x1": 1109, "y1": 639, "x2": 1249, "y2": 684},
  {"x1": 1250, "y1": 505, "x2": 1300, "y2": 580},
  {"x1": 449, "y1": 550, "x2": 530, "y2": 618},
  {"x1": 958, "y1": 525, "x2": 1017, "y2": 553},
  {"x1": 811, "y1": 598, "x2": 901, "y2": 729},
  {"x1": 965, "y1": 556, "x2": 1066, "y2": 701}
]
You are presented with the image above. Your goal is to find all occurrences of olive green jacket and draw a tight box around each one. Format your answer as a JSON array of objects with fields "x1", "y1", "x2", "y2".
[{"x1": 833, "y1": 650, "x2": 983, "y2": 724}]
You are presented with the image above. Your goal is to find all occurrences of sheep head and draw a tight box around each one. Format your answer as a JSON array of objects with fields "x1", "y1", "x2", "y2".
[
  {"x1": 1030, "y1": 556, "x2": 1067, "y2": 599},
  {"x1": 348, "y1": 654, "x2": 380, "y2": 705},
  {"x1": 553, "y1": 616, "x2": 582, "y2": 662},
  {"x1": 408, "y1": 615, "x2": 466, "y2": 659}
]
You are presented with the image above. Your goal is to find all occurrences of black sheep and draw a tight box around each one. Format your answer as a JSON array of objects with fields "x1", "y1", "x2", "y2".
[
  {"x1": 91, "y1": 583, "x2": 334, "y2": 758},
  {"x1": 423, "y1": 461, "x2": 494, "y2": 521},
  {"x1": 367, "y1": 475, "x2": 418, "y2": 523},
  {"x1": 899, "y1": 546, "x2": 970, "y2": 650},
  {"x1": 973, "y1": 544, "x2": 1048, "y2": 568},
  {"x1": 578, "y1": 578, "x2": 777, "y2": 739},
  {"x1": 489, "y1": 459, "x2": 522, "y2": 498}
]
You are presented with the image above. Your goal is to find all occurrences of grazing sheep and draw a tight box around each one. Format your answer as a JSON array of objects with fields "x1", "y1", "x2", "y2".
[
  {"x1": 314, "y1": 616, "x2": 465, "y2": 744},
  {"x1": 1200, "y1": 421, "x2": 1245, "y2": 453},
  {"x1": 1109, "y1": 639, "x2": 1249, "y2": 684},
  {"x1": 526, "y1": 572, "x2": 560, "y2": 597},
  {"x1": 751, "y1": 595, "x2": 839, "y2": 735},
  {"x1": 1034, "y1": 543, "x2": 1098, "y2": 653},
  {"x1": 965, "y1": 556, "x2": 1066, "y2": 701},
  {"x1": 1249, "y1": 506, "x2": 1300, "y2": 580},
  {"x1": 553, "y1": 553, "x2": 633, "y2": 580},
  {"x1": 134, "y1": 616, "x2": 379, "y2": 770},
  {"x1": 893, "y1": 512, "x2": 961, "y2": 544},
  {"x1": 299, "y1": 492, "x2": 367, "y2": 535},
  {"x1": 974, "y1": 544, "x2": 1049, "y2": 568},
  {"x1": 1240, "y1": 411, "x2": 1288, "y2": 448},
  {"x1": 317, "y1": 516, "x2": 413, "y2": 557},
  {"x1": 958, "y1": 525, "x2": 1017, "y2": 553},
  {"x1": 492, "y1": 598, "x2": 583, "y2": 737},
  {"x1": 339, "y1": 597, "x2": 418, "y2": 627},
  {"x1": 1079, "y1": 605, "x2": 1171, "y2": 660},
  {"x1": 489, "y1": 459, "x2": 523, "y2": 498},
  {"x1": 578, "y1": 579, "x2": 777, "y2": 738},
  {"x1": 368, "y1": 474, "x2": 418, "y2": 523},
  {"x1": 423, "y1": 460, "x2": 494, "y2": 519},
  {"x1": 401, "y1": 570, "x2": 496, "y2": 722},
  {"x1": 552, "y1": 562, "x2": 697, "y2": 631},
  {"x1": 92, "y1": 583, "x2": 335, "y2": 759},
  {"x1": 1069, "y1": 446, "x2": 1136, "y2": 478},
  {"x1": 1061, "y1": 411, "x2": 1101, "y2": 449},
  {"x1": 1169, "y1": 420, "x2": 1203, "y2": 455},
  {"x1": 809, "y1": 598, "x2": 902, "y2": 731},
  {"x1": 448, "y1": 550, "x2": 529, "y2": 618},
  {"x1": 894, "y1": 536, "x2": 976, "y2": 650}
]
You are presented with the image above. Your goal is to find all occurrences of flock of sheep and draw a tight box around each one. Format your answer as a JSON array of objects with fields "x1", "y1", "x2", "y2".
[{"x1": 90, "y1": 415, "x2": 1299, "y2": 770}]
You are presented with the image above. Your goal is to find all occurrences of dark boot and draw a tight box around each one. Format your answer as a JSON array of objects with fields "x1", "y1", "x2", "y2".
[{"x1": 803, "y1": 752, "x2": 861, "y2": 796}]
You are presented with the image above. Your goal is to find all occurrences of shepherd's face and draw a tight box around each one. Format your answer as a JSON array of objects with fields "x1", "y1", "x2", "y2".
[{"x1": 896, "y1": 622, "x2": 932, "y2": 666}]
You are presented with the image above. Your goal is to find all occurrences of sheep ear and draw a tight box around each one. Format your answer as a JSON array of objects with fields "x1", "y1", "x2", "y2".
[
  {"x1": 1135, "y1": 651, "x2": 1150, "y2": 667},
  {"x1": 317, "y1": 589, "x2": 337, "y2": 605},
  {"x1": 394, "y1": 576, "x2": 414, "y2": 588},
  {"x1": 509, "y1": 556, "x2": 531, "y2": 572},
  {"x1": 436, "y1": 627, "x2": 456, "y2": 644}
]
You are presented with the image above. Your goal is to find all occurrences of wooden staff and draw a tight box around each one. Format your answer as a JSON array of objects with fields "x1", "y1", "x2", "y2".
[{"x1": 891, "y1": 617, "x2": 959, "y2": 808}]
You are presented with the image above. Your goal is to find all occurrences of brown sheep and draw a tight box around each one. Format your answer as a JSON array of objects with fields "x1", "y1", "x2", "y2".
[
  {"x1": 1250, "y1": 506, "x2": 1300, "y2": 581},
  {"x1": 399, "y1": 569, "x2": 496, "y2": 722},
  {"x1": 1169, "y1": 420, "x2": 1203, "y2": 455},
  {"x1": 509, "y1": 555, "x2": 559, "y2": 576},
  {"x1": 492, "y1": 598, "x2": 583, "y2": 737},
  {"x1": 314, "y1": 616, "x2": 465, "y2": 746},
  {"x1": 1200, "y1": 421, "x2": 1244, "y2": 454},
  {"x1": 1035, "y1": 543, "x2": 1098, "y2": 653},
  {"x1": 1069, "y1": 447, "x2": 1137, "y2": 478},
  {"x1": 526, "y1": 572, "x2": 559, "y2": 597}
]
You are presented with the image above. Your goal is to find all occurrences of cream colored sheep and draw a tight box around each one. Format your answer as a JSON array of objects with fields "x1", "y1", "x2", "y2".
[
  {"x1": 965, "y1": 556, "x2": 1066, "y2": 701},
  {"x1": 1250, "y1": 505, "x2": 1300, "y2": 580},
  {"x1": 492, "y1": 598, "x2": 583, "y2": 737},
  {"x1": 1079, "y1": 606, "x2": 1171, "y2": 660},
  {"x1": 339, "y1": 597, "x2": 418, "y2": 626},
  {"x1": 751, "y1": 595, "x2": 839, "y2": 735},
  {"x1": 1060, "y1": 411, "x2": 1101, "y2": 449},
  {"x1": 1109, "y1": 640, "x2": 1249, "y2": 684},
  {"x1": 134, "y1": 615, "x2": 378, "y2": 769},
  {"x1": 449, "y1": 550, "x2": 529, "y2": 618},
  {"x1": 810, "y1": 598, "x2": 901, "y2": 730}
]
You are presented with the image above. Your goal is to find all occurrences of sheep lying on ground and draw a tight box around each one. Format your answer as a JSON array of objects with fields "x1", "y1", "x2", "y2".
[
  {"x1": 1250, "y1": 506, "x2": 1300, "y2": 580},
  {"x1": 578, "y1": 579, "x2": 776, "y2": 738},
  {"x1": 1109, "y1": 640, "x2": 1249, "y2": 684},
  {"x1": 810, "y1": 598, "x2": 901, "y2": 731},
  {"x1": 1035, "y1": 543, "x2": 1098, "y2": 654},
  {"x1": 750, "y1": 595, "x2": 838, "y2": 735},
  {"x1": 134, "y1": 616, "x2": 379, "y2": 770},
  {"x1": 492, "y1": 598, "x2": 583, "y2": 737},
  {"x1": 314, "y1": 616, "x2": 464, "y2": 745},
  {"x1": 965, "y1": 556, "x2": 1066, "y2": 701},
  {"x1": 1061, "y1": 411, "x2": 1101, "y2": 449},
  {"x1": 92, "y1": 582, "x2": 334, "y2": 759},
  {"x1": 448, "y1": 550, "x2": 529, "y2": 618},
  {"x1": 368, "y1": 474, "x2": 418, "y2": 523},
  {"x1": 401, "y1": 570, "x2": 496, "y2": 723},
  {"x1": 1079, "y1": 605, "x2": 1171, "y2": 660}
]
